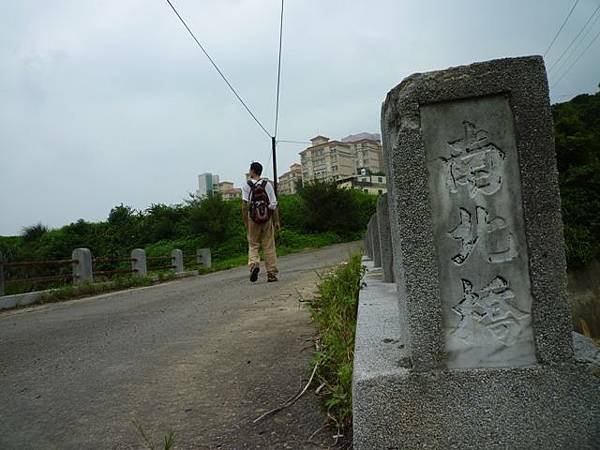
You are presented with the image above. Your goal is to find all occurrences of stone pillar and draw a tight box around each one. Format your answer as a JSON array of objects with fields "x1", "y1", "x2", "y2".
[
  {"x1": 353, "y1": 56, "x2": 599, "y2": 449},
  {"x1": 171, "y1": 249, "x2": 184, "y2": 273},
  {"x1": 371, "y1": 214, "x2": 381, "y2": 268},
  {"x1": 131, "y1": 249, "x2": 147, "y2": 277},
  {"x1": 196, "y1": 248, "x2": 212, "y2": 269},
  {"x1": 364, "y1": 219, "x2": 372, "y2": 259},
  {"x1": 0, "y1": 251, "x2": 5, "y2": 296},
  {"x1": 72, "y1": 248, "x2": 93, "y2": 285},
  {"x1": 377, "y1": 194, "x2": 394, "y2": 282}
]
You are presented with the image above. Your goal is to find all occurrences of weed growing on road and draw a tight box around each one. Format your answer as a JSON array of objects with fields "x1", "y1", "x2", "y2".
[
  {"x1": 132, "y1": 419, "x2": 175, "y2": 450},
  {"x1": 309, "y1": 252, "x2": 364, "y2": 434}
]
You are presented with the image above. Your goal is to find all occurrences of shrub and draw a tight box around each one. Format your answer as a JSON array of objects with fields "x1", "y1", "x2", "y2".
[
  {"x1": 21, "y1": 222, "x2": 48, "y2": 242},
  {"x1": 299, "y1": 181, "x2": 376, "y2": 234}
]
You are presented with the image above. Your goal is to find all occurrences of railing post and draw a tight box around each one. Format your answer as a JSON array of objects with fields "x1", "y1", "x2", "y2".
[
  {"x1": 131, "y1": 249, "x2": 147, "y2": 277},
  {"x1": 0, "y1": 251, "x2": 5, "y2": 297},
  {"x1": 197, "y1": 248, "x2": 212, "y2": 269},
  {"x1": 171, "y1": 249, "x2": 183, "y2": 274},
  {"x1": 72, "y1": 248, "x2": 93, "y2": 285}
]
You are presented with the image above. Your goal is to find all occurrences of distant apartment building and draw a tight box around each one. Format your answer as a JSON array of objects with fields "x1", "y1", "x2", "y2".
[
  {"x1": 299, "y1": 134, "x2": 384, "y2": 184},
  {"x1": 216, "y1": 181, "x2": 241, "y2": 200},
  {"x1": 342, "y1": 133, "x2": 384, "y2": 175},
  {"x1": 221, "y1": 187, "x2": 242, "y2": 200},
  {"x1": 300, "y1": 136, "x2": 356, "y2": 184},
  {"x1": 197, "y1": 173, "x2": 220, "y2": 197},
  {"x1": 337, "y1": 174, "x2": 387, "y2": 195},
  {"x1": 216, "y1": 181, "x2": 234, "y2": 192},
  {"x1": 277, "y1": 163, "x2": 303, "y2": 196}
]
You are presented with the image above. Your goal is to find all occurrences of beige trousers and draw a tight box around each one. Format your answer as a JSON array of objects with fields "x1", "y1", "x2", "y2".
[{"x1": 247, "y1": 218, "x2": 278, "y2": 275}]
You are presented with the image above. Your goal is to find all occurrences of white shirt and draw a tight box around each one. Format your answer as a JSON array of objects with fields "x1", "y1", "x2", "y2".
[{"x1": 242, "y1": 178, "x2": 278, "y2": 210}]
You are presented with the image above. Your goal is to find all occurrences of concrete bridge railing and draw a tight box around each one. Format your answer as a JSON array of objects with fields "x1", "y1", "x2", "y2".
[
  {"x1": 0, "y1": 247, "x2": 212, "y2": 309},
  {"x1": 354, "y1": 56, "x2": 600, "y2": 449}
]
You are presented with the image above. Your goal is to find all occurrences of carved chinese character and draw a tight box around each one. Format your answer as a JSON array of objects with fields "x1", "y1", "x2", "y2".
[
  {"x1": 448, "y1": 206, "x2": 517, "y2": 265},
  {"x1": 441, "y1": 121, "x2": 505, "y2": 198},
  {"x1": 451, "y1": 276, "x2": 529, "y2": 346}
]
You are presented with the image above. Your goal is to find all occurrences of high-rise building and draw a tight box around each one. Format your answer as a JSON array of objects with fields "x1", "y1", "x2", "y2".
[
  {"x1": 342, "y1": 134, "x2": 384, "y2": 175},
  {"x1": 278, "y1": 163, "x2": 303, "y2": 195},
  {"x1": 298, "y1": 134, "x2": 384, "y2": 185},
  {"x1": 299, "y1": 136, "x2": 356, "y2": 184},
  {"x1": 197, "y1": 173, "x2": 220, "y2": 197}
]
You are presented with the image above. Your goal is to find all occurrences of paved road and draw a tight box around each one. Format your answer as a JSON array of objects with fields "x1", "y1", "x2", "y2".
[{"x1": 0, "y1": 242, "x2": 359, "y2": 450}]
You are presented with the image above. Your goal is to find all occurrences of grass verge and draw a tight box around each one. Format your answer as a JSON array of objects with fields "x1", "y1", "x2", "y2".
[
  {"x1": 308, "y1": 252, "x2": 364, "y2": 435},
  {"x1": 37, "y1": 272, "x2": 177, "y2": 304}
]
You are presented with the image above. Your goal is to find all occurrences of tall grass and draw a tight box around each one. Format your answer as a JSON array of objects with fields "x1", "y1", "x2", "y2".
[{"x1": 309, "y1": 253, "x2": 364, "y2": 432}]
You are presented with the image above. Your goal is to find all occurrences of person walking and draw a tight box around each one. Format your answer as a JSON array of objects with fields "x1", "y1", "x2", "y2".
[{"x1": 242, "y1": 161, "x2": 281, "y2": 283}]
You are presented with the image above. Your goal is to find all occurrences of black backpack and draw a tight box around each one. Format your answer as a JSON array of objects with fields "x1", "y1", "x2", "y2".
[{"x1": 248, "y1": 179, "x2": 271, "y2": 224}]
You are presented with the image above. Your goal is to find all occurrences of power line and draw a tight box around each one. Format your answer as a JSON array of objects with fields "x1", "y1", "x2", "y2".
[
  {"x1": 551, "y1": 8, "x2": 600, "y2": 79},
  {"x1": 277, "y1": 140, "x2": 311, "y2": 145},
  {"x1": 165, "y1": 0, "x2": 272, "y2": 138},
  {"x1": 544, "y1": 0, "x2": 581, "y2": 57},
  {"x1": 273, "y1": 0, "x2": 285, "y2": 138},
  {"x1": 547, "y1": 2, "x2": 600, "y2": 74},
  {"x1": 552, "y1": 25, "x2": 600, "y2": 88}
]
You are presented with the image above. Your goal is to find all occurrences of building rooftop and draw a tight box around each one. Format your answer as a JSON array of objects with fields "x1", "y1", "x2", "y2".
[{"x1": 341, "y1": 132, "x2": 381, "y2": 143}]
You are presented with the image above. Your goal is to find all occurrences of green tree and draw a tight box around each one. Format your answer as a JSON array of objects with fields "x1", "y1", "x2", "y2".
[
  {"x1": 553, "y1": 85, "x2": 600, "y2": 267},
  {"x1": 299, "y1": 181, "x2": 376, "y2": 234},
  {"x1": 21, "y1": 222, "x2": 48, "y2": 243}
]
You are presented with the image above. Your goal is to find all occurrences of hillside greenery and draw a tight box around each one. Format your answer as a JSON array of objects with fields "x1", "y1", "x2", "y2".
[{"x1": 553, "y1": 86, "x2": 600, "y2": 268}]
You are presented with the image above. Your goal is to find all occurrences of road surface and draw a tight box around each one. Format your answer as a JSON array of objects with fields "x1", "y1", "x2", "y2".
[{"x1": 0, "y1": 242, "x2": 359, "y2": 449}]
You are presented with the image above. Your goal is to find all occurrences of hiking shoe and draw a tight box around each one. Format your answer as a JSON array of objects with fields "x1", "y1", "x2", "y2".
[
  {"x1": 250, "y1": 265, "x2": 260, "y2": 283},
  {"x1": 267, "y1": 274, "x2": 278, "y2": 282}
]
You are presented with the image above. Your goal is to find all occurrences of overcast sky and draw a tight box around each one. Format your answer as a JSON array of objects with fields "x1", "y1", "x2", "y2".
[{"x1": 1, "y1": 0, "x2": 599, "y2": 235}]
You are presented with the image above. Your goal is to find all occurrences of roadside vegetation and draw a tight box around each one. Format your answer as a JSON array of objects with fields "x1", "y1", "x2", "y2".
[
  {"x1": 309, "y1": 253, "x2": 364, "y2": 438},
  {"x1": 0, "y1": 183, "x2": 376, "y2": 296},
  {"x1": 553, "y1": 86, "x2": 600, "y2": 341}
]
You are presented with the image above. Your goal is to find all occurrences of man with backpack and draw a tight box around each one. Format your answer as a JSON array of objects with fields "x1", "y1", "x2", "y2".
[{"x1": 242, "y1": 161, "x2": 281, "y2": 283}]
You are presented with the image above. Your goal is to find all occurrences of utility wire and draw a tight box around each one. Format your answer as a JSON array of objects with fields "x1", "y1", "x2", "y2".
[
  {"x1": 552, "y1": 25, "x2": 600, "y2": 88},
  {"x1": 165, "y1": 0, "x2": 272, "y2": 138},
  {"x1": 551, "y1": 10, "x2": 600, "y2": 80},
  {"x1": 273, "y1": 0, "x2": 285, "y2": 138},
  {"x1": 277, "y1": 140, "x2": 311, "y2": 145},
  {"x1": 544, "y1": 0, "x2": 581, "y2": 57},
  {"x1": 547, "y1": 2, "x2": 600, "y2": 73}
]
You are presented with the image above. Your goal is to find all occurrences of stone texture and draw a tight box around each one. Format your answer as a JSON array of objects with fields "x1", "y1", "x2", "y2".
[
  {"x1": 354, "y1": 360, "x2": 600, "y2": 449},
  {"x1": 573, "y1": 331, "x2": 600, "y2": 371},
  {"x1": 421, "y1": 94, "x2": 536, "y2": 369},
  {"x1": 197, "y1": 248, "x2": 212, "y2": 269},
  {"x1": 376, "y1": 194, "x2": 394, "y2": 282},
  {"x1": 371, "y1": 214, "x2": 382, "y2": 268},
  {"x1": 354, "y1": 271, "x2": 600, "y2": 450},
  {"x1": 171, "y1": 249, "x2": 184, "y2": 273},
  {"x1": 381, "y1": 55, "x2": 572, "y2": 370},
  {"x1": 72, "y1": 248, "x2": 93, "y2": 285},
  {"x1": 366, "y1": 217, "x2": 374, "y2": 259},
  {"x1": 353, "y1": 56, "x2": 600, "y2": 449},
  {"x1": 131, "y1": 249, "x2": 147, "y2": 277}
]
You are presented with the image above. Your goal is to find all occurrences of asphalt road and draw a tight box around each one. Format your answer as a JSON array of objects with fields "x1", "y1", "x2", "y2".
[{"x1": 0, "y1": 242, "x2": 360, "y2": 450}]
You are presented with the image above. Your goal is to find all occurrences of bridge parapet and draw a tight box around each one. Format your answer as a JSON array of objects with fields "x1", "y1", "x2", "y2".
[{"x1": 354, "y1": 55, "x2": 600, "y2": 449}]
